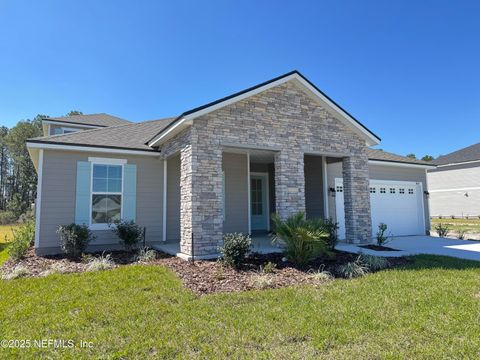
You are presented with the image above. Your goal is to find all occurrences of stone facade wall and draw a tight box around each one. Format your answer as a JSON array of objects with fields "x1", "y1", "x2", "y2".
[
  {"x1": 161, "y1": 80, "x2": 373, "y2": 255},
  {"x1": 342, "y1": 155, "x2": 372, "y2": 243},
  {"x1": 161, "y1": 127, "x2": 224, "y2": 256},
  {"x1": 274, "y1": 149, "x2": 306, "y2": 219}
]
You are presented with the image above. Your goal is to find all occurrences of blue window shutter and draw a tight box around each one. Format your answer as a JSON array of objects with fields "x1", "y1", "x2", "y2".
[
  {"x1": 75, "y1": 161, "x2": 91, "y2": 225},
  {"x1": 123, "y1": 164, "x2": 137, "y2": 221}
]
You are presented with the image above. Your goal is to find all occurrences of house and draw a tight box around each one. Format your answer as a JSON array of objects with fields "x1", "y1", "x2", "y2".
[
  {"x1": 428, "y1": 143, "x2": 480, "y2": 218},
  {"x1": 26, "y1": 71, "x2": 435, "y2": 259}
]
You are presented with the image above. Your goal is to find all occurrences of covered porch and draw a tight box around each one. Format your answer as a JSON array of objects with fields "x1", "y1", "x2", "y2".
[{"x1": 159, "y1": 144, "x2": 367, "y2": 259}]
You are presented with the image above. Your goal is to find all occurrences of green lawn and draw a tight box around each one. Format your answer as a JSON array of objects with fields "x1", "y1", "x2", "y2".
[
  {"x1": 1, "y1": 255, "x2": 480, "y2": 359},
  {"x1": 0, "y1": 225, "x2": 16, "y2": 243},
  {"x1": 0, "y1": 225, "x2": 17, "y2": 265},
  {"x1": 431, "y1": 217, "x2": 480, "y2": 234}
]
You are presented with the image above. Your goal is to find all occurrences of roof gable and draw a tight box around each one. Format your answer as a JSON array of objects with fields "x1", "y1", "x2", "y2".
[{"x1": 147, "y1": 71, "x2": 381, "y2": 147}]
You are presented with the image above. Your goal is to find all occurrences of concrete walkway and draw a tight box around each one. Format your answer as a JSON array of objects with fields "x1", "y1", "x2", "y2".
[{"x1": 336, "y1": 236, "x2": 480, "y2": 261}]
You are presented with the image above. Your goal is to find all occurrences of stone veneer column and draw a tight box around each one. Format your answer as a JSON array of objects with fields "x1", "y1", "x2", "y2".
[
  {"x1": 179, "y1": 139, "x2": 223, "y2": 257},
  {"x1": 274, "y1": 149, "x2": 306, "y2": 219},
  {"x1": 342, "y1": 155, "x2": 372, "y2": 243}
]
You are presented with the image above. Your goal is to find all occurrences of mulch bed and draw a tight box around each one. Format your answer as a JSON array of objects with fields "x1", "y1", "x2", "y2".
[
  {"x1": 359, "y1": 244, "x2": 400, "y2": 252},
  {"x1": 1, "y1": 248, "x2": 409, "y2": 295}
]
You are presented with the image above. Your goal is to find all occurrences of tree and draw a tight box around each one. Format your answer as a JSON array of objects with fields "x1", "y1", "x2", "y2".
[
  {"x1": 406, "y1": 153, "x2": 417, "y2": 159},
  {"x1": 0, "y1": 126, "x2": 9, "y2": 210},
  {"x1": 421, "y1": 155, "x2": 434, "y2": 162},
  {"x1": 4, "y1": 116, "x2": 43, "y2": 215},
  {"x1": 65, "y1": 110, "x2": 83, "y2": 116}
]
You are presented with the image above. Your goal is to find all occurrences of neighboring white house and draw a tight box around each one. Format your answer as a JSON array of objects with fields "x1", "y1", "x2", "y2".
[{"x1": 428, "y1": 143, "x2": 480, "y2": 218}]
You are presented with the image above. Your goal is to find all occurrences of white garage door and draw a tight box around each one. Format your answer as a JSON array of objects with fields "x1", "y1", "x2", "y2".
[{"x1": 335, "y1": 178, "x2": 425, "y2": 240}]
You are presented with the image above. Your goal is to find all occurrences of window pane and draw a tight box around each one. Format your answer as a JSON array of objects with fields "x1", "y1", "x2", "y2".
[
  {"x1": 92, "y1": 195, "x2": 107, "y2": 224},
  {"x1": 108, "y1": 165, "x2": 122, "y2": 180},
  {"x1": 106, "y1": 195, "x2": 121, "y2": 222},
  {"x1": 93, "y1": 164, "x2": 108, "y2": 178},
  {"x1": 93, "y1": 178, "x2": 107, "y2": 192},
  {"x1": 108, "y1": 179, "x2": 122, "y2": 193}
]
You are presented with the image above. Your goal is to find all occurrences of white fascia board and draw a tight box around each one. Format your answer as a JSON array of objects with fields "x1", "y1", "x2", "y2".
[
  {"x1": 183, "y1": 74, "x2": 299, "y2": 121},
  {"x1": 368, "y1": 160, "x2": 436, "y2": 169},
  {"x1": 148, "y1": 73, "x2": 380, "y2": 148},
  {"x1": 26, "y1": 142, "x2": 161, "y2": 157},
  {"x1": 292, "y1": 76, "x2": 380, "y2": 146},
  {"x1": 148, "y1": 118, "x2": 193, "y2": 147},
  {"x1": 42, "y1": 120, "x2": 102, "y2": 129}
]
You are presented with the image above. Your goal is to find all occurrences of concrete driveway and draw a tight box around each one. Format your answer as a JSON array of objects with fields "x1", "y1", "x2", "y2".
[{"x1": 337, "y1": 236, "x2": 480, "y2": 261}]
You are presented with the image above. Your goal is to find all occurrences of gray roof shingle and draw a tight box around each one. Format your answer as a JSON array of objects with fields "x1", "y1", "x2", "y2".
[
  {"x1": 433, "y1": 143, "x2": 480, "y2": 166},
  {"x1": 367, "y1": 149, "x2": 434, "y2": 166},
  {"x1": 29, "y1": 121, "x2": 435, "y2": 166},
  {"x1": 29, "y1": 117, "x2": 175, "y2": 152},
  {"x1": 46, "y1": 113, "x2": 131, "y2": 127}
]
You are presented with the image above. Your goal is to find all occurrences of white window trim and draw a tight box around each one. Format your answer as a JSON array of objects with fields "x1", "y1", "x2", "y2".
[{"x1": 89, "y1": 159, "x2": 126, "y2": 230}]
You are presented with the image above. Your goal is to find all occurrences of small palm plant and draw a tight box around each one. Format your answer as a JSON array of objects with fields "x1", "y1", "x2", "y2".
[{"x1": 271, "y1": 212, "x2": 330, "y2": 266}]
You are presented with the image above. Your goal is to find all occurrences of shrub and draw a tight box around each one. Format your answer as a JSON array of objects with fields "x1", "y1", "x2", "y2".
[
  {"x1": 457, "y1": 229, "x2": 467, "y2": 240},
  {"x1": 376, "y1": 223, "x2": 391, "y2": 246},
  {"x1": 57, "y1": 224, "x2": 95, "y2": 258},
  {"x1": 0, "y1": 211, "x2": 17, "y2": 225},
  {"x1": 8, "y1": 221, "x2": 35, "y2": 261},
  {"x1": 250, "y1": 274, "x2": 273, "y2": 290},
  {"x1": 260, "y1": 261, "x2": 277, "y2": 274},
  {"x1": 135, "y1": 247, "x2": 157, "y2": 262},
  {"x1": 324, "y1": 218, "x2": 339, "y2": 250},
  {"x1": 86, "y1": 253, "x2": 115, "y2": 272},
  {"x1": 336, "y1": 257, "x2": 369, "y2": 279},
  {"x1": 358, "y1": 253, "x2": 390, "y2": 271},
  {"x1": 111, "y1": 220, "x2": 143, "y2": 251},
  {"x1": 41, "y1": 262, "x2": 71, "y2": 277},
  {"x1": 2, "y1": 265, "x2": 30, "y2": 280},
  {"x1": 17, "y1": 209, "x2": 35, "y2": 223},
  {"x1": 307, "y1": 269, "x2": 333, "y2": 284},
  {"x1": 435, "y1": 223, "x2": 450, "y2": 238},
  {"x1": 219, "y1": 233, "x2": 252, "y2": 268},
  {"x1": 271, "y1": 212, "x2": 330, "y2": 266}
]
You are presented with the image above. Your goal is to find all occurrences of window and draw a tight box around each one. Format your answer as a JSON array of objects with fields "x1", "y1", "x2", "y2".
[
  {"x1": 91, "y1": 164, "x2": 123, "y2": 225},
  {"x1": 380, "y1": 187, "x2": 386, "y2": 194},
  {"x1": 370, "y1": 187, "x2": 376, "y2": 193},
  {"x1": 399, "y1": 188, "x2": 405, "y2": 194},
  {"x1": 251, "y1": 178, "x2": 263, "y2": 215},
  {"x1": 54, "y1": 127, "x2": 78, "y2": 135},
  {"x1": 408, "y1": 188, "x2": 414, "y2": 194},
  {"x1": 390, "y1": 188, "x2": 396, "y2": 194},
  {"x1": 336, "y1": 185, "x2": 343, "y2": 193}
]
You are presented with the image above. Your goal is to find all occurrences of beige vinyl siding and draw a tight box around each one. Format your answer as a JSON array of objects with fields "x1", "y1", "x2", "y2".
[
  {"x1": 428, "y1": 163, "x2": 480, "y2": 217},
  {"x1": 327, "y1": 161, "x2": 430, "y2": 230},
  {"x1": 166, "y1": 154, "x2": 181, "y2": 240},
  {"x1": 39, "y1": 150, "x2": 164, "y2": 252},
  {"x1": 304, "y1": 155, "x2": 325, "y2": 219},
  {"x1": 223, "y1": 152, "x2": 248, "y2": 233}
]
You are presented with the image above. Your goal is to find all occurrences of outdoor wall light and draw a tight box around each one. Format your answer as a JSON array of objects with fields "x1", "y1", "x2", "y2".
[{"x1": 424, "y1": 190, "x2": 430, "y2": 198}]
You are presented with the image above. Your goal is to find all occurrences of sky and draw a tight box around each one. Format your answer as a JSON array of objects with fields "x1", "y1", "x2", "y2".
[{"x1": 0, "y1": 0, "x2": 479, "y2": 158}]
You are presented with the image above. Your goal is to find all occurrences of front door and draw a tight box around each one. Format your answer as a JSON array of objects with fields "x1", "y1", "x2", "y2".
[{"x1": 251, "y1": 174, "x2": 268, "y2": 231}]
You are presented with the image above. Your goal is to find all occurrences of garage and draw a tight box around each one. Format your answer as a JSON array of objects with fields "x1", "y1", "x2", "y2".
[{"x1": 335, "y1": 178, "x2": 426, "y2": 240}]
